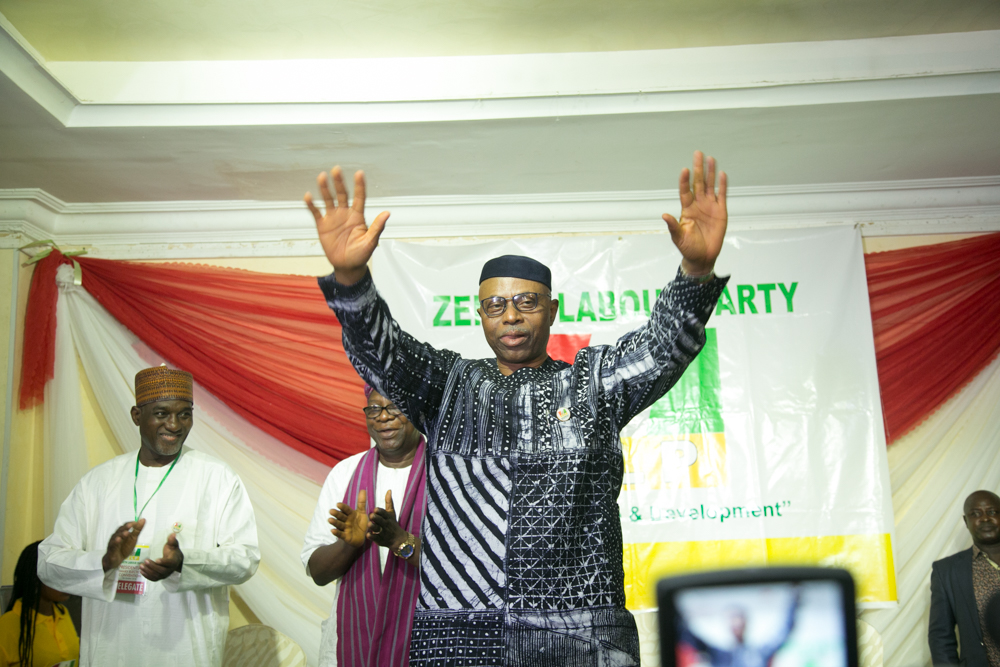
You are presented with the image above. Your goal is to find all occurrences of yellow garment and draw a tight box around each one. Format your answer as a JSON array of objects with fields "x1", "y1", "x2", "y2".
[{"x1": 0, "y1": 600, "x2": 80, "y2": 667}]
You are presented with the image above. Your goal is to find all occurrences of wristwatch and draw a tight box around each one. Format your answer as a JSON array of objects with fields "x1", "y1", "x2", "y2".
[{"x1": 393, "y1": 533, "x2": 417, "y2": 559}]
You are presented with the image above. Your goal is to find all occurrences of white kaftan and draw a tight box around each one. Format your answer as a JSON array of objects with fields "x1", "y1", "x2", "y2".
[
  {"x1": 38, "y1": 447, "x2": 260, "y2": 667},
  {"x1": 300, "y1": 450, "x2": 411, "y2": 667}
]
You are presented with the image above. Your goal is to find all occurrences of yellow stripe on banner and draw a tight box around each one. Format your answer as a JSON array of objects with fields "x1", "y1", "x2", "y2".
[{"x1": 623, "y1": 533, "x2": 896, "y2": 609}]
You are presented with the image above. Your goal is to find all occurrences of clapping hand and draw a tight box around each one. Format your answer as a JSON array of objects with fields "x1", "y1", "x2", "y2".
[
  {"x1": 140, "y1": 533, "x2": 183, "y2": 581},
  {"x1": 329, "y1": 489, "x2": 370, "y2": 549},
  {"x1": 102, "y1": 519, "x2": 145, "y2": 573},
  {"x1": 368, "y1": 490, "x2": 408, "y2": 551}
]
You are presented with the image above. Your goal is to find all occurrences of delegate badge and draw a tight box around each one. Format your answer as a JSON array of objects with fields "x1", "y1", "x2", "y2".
[
  {"x1": 556, "y1": 407, "x2": 572, "y2": 422},
  {"x1": 116, "y1": 544, "x2": 150, "y2": 595}
]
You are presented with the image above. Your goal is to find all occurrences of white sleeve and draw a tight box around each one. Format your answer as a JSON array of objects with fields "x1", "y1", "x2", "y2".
[
  {"x1": 37, "y1": 477, "x2": 119, "y2": 602},
  {"x1": 301, "y1": 455, "x2": 360, "y2": 577},
  {"x1": 162, "y1": 470, "x2": 260, "y2": 593}
]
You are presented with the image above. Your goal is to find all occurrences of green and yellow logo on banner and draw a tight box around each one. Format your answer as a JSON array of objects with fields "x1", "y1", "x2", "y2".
[
  {"x1": 622, "y1": 329, "x2": 726, "y2": 490},
  {"x1": 619, "y1": 328, "x2": 896, "y2": 608}
]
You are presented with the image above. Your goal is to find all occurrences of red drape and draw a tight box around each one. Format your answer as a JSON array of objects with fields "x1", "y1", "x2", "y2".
[
  {"x1": 865, "y1": 232, "x2": 1000, "y2": 444},
  {"x1": 20, "y1": 251, "x2": 368, "y2": 466},
  {"x1": 18, "y1": 232, "x2": 1000, "y2": 458},
  {"x1": 18, "y1": 253, "x2": 74, "y2": 410}
]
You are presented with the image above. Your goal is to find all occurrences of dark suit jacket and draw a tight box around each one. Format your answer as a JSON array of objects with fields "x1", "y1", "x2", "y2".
[{"x1": 929, "y1": 548, "x2": 989, "y2": 666}]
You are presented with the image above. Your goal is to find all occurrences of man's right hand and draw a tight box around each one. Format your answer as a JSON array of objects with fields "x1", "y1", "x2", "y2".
[
  {"x1": 328, "y1": 489, "x2": 370, "y2": 549},
  {"x1": 102, "y1": 519, "x2": 145, "y2": 573},
  {"x1": 304, "y1": 167, "x2": 389, "y2": 286}
]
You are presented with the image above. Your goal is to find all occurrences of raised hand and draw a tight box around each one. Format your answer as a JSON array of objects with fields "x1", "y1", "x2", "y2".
[
  {"x1": 368, "y1": 490, "x2": 407, "y2": 551},
  {"x1": 662, "y1": 151, "x2": 728, "y2": 276},
  {"x1": 329, "y1": 489, "x2": 370, "y2": 549},
  {"x1": 140, "y1": 532, "x2": 184, "y2": 581},
  {"x1": 305, "y1": 167, "x2": 389, "y2": 285},
  {"x1": 102, "y1": 519, "x2": 145, "y2": 573}
]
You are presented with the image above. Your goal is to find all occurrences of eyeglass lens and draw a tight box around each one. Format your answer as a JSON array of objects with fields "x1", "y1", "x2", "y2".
[
  {"x1": 480, "y1": 293, "x2": 545, "y2": 317},
  {"x1": 363, "y1": 404, "x2": 401, "y2": 418}
]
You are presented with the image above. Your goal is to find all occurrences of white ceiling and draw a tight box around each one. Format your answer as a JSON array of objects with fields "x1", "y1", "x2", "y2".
[
  {"x1": 5, "y1": 0, "x2": 999, "y2": 61},
  {"x1": 0, "y1": 2, "x2": 999, "y2": 255}
]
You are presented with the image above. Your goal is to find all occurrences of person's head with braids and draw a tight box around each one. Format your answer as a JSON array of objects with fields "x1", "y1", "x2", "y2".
[{"x1": 3, "y1": 541, "x2": 71, "y2": 666}]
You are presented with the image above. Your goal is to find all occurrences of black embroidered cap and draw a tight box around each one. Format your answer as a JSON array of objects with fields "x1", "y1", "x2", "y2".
[{"x1": 479, "y1": 255, "x2": 551, "y2": 289}]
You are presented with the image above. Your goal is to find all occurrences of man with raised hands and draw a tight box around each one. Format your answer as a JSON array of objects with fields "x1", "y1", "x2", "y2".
[
  {"x1": 306, "y1": 152, "x2": 730, "y2": 666},
  {"x1": 38, "y1": 366, "x2": 259, "y2": 667}
]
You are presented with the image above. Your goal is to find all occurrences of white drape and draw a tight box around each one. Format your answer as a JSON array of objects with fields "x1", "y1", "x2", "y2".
[
  {"x1": 47, "y1": 265, "x2": 336, "y2": 667},
  {"x1": 41, "y1": 265, "x2": 1000, "y2": 667},
  {"x1": 43, "y1": 276, "x2": 90, "y2": 533},
  {"x1": 860, "y1": 352, "x2": 1000, "y2": 666}
]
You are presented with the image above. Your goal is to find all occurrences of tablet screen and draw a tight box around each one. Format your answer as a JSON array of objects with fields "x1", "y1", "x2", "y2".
[{"x1": 673, "y1": 580, "x2": 848, "y2": 667}]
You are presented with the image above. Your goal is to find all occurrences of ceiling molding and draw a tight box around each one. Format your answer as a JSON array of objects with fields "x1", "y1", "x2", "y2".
[
  {"x1": 2, "y1": 177, "x2": 998, "y2": 257},
  {"x1": 61, "y1": 72, "x2": 1000, "y2": 128},
  {"x1": 0, "y1": 219, "x2": 51, "y2": 251},
  {"x1": 0, "y1": 13, "x2": 75, "y2": 125},
  {"x1": 3, "y1": 21, "x2": 999, "y2": 128},
  {"x1": 48, "y1": 31, "x2": 1000, "y2": 104},
  {"x1": 0, "y1": 188, "x2": 65, "y2": 211}
]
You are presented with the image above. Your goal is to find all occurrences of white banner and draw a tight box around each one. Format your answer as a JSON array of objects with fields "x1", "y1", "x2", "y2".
[{"x1": 372, "y1": 226, "x2": 896, "y2": 607}]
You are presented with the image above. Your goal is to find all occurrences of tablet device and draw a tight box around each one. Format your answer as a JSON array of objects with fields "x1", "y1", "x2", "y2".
[{"x1": 657, "y1": 567, "x2": 858, "y2": 667}]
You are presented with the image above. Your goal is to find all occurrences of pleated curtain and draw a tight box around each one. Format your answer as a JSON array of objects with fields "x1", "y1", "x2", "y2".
[{"x1": 17, "y1": 231, "x2": 1000, "y2": 666}]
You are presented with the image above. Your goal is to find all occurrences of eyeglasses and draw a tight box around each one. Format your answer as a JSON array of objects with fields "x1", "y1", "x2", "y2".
[
  {"x1": 362, "y1": 404, "x2": 403, "y2": 419},
  {"x1": 479, "y1": 292, "x2": 550, "y2": 318}
]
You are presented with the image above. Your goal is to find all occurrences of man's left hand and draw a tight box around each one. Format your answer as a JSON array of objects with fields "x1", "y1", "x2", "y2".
[
  {"x1": 662, "y1": 150, "x2": 728, "y2": 276},
  {"x1": 140, "y1": 533, "x2": 184, "y2": 581},
  {"x1": 368, "y1": 490, "x2": 408, "y2": 552}
]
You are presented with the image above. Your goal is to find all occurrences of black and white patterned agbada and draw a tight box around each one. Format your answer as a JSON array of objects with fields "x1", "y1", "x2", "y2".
[{"x1": 319, "y1": 267, "x2": 728, "y2": 667}]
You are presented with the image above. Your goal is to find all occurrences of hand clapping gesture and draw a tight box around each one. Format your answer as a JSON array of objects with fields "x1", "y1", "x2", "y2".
[
  {"x1": 140, "y1": 532, "x2": 184, "y2": 581},
  {"x1": 663, "y1": 151, "x2": 728, "y2": 276},
  {"x1": 329, "y1": 489, "x2": 371, "y2": 549},
  {"x1": 328, "y1": 489, "x2": 415, "y2": 561},
  {"x1": 102, "y1": 519, "x2": 146, "y2": 573},
  {"x1": 305, "y1": 167, "x2": 389, "y2": 286},
  {"x1": 368, "y1": 490, "x2": 409, "y2": 553}
]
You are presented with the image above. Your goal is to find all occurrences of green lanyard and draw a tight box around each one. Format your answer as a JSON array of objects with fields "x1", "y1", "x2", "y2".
[{"x1": 133, "y1": 452, "x2": 180, "y2": 522}]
